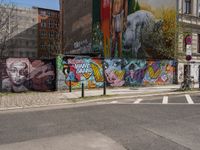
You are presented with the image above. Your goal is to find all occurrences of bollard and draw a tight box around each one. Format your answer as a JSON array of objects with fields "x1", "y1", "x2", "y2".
[
  {"x1": 82, "y1": 83, "x2": 84, "y2": 98},
  {"x1": 69, "y1": 80, "x2": 72, "y2": 93},
  {"x1": 103, "y1": 81, "x2": 106, "y2": 95},
  {"x1": 199, "y1": 66, "x2": 200, "y2": 88}
]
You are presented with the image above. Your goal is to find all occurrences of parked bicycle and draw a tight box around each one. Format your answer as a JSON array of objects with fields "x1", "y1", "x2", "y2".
[{"x1": 180, "y1": 76, "x2": 194, "y2": 90}]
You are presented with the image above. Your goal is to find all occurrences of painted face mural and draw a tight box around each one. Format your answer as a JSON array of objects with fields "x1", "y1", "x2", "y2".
[
  {"x1": 2, "y1": 58, "x2": 56, "y2": 92},
  {"x1": 92, "y1": 0, "x2": 176, "y2": 59},
  {"x1": 7, "y1": 61, "x2": 28, "y2": 86}
]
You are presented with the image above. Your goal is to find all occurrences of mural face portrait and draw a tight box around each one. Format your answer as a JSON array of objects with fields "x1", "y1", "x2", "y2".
[{"x1": 6, "y1": 61, "x2": 28, "y2": 86}]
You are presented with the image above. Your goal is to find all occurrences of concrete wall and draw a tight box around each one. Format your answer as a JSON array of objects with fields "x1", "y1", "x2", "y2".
[{"x1": 61, "y1": 0, "x2": 93, "y2": 55}]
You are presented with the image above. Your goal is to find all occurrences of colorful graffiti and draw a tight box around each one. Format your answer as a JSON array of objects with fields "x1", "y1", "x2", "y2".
[
  {"x1": 56, "y1": 56, "x2": 175, "y2": 89},
  {"x1": 61, "y1": 57, "x2": 104, "y2": 89},
  {"x1": 143, "y1": 61, "x2": 174, "y2": 85},
  {"x1": 92, "y1": 0, "x2": 176, "y2": 59},
  {"x1": 1, "y1": 58, "x2": 56, "y2": 92},
  {"x1": 124, "y1": 60, "x2": 147, "y2": 86},
  {"x1": 104, "y1": 59, "x2": 174, "y2": 87},
  {"x1": 104, "y1": 59, "x2": 126, "y2": 86}
]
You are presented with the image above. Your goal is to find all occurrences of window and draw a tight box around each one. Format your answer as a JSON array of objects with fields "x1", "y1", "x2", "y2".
[
  {"x1": 40, "y1": 10, "x2": 46, "y2": 16},
  {"x1": 47, "y1": 11, "x2": 51, "y2": 16},
  {"x1": 185, "y1": 0, "x2": 192, "y2": 14},
  {"x1": 41, "y1": 20, "x2": 46, "y2": 28}
]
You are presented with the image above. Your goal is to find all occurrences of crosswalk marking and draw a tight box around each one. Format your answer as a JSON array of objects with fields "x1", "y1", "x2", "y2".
[
  {"x1": 134, "y1": 99, "x2": 143, "y2": 104},
  {"x1": 162, "y1": 96, "x2": 168, "y2": 104},
  {"x1": 110, "y1": 101, "x2": 118, "y2": 104},
  {"x1": 185, "y1": 94, "x2": 194, "y2": 104}
]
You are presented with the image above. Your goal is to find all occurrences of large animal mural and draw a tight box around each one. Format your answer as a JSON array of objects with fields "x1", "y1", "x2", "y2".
[
  {"x1": 56, "y1": 56, "x2": 104, "y2": 89},
  {"x1": 92, "y1": 0, "x2": 176, "y2": 59},
  {"x1": 0, "y1": 58, "x2": 56, "y2": 92}
]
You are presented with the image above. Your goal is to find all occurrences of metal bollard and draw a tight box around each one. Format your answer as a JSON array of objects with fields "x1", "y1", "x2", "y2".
[
  {"x1": 103, "y1": 81, "x2": 106, "y2": 95},
  {"x1": 199, "y1": 67, "x2": 200, "y2": 89},
  {"x1": 69, "y1": 80, "x2": 72, "y2": 93},
  {"x1": 82, "y1": 83, "x2": 84, "y2": 98}
]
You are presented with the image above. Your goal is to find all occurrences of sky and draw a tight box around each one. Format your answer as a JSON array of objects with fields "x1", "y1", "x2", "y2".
[{"x1": 4, "y1": 0, "x2": 59, "y2": 10}]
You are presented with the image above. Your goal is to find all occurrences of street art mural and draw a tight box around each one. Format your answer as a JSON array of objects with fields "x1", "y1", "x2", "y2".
[
  {"x1": 92, "y1": 0, "x2": 176, "y2": 59},
  {"x1": 143, "y1": 60, "x2": 174, "y2": 85},
  {"x1": 57, "y1": 56, "x2": 104, "y2": 89},
  {"x1": 124, "y1": 60, "x2": 147, "y2": 86},
  {"x1": 1, "y1": 58, "x2": 56, "y2": 92},
  {"x1": 104, "y1": 59, "x2": 126, "y2": 86},
  {"x1": 104, "y1": 59, "x2": 174, "y2": 87}
]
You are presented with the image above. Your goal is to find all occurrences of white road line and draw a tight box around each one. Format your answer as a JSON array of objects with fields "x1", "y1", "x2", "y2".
[
  {"x1": 110, "y1": 101, "x2": 118, "y2": 104},
  {"x1": 134, "y1": 99, "x2": 143, "y2": 104},
  {"x1": 162, "y1": 96, "x2": 168, "y2": 104},
  {"x1": 185, "y1": 94, "x2": 194, "y2": 104}
]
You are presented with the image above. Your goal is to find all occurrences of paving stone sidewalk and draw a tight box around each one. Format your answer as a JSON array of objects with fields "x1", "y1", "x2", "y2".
[{"x1": 0, "y1": 84, "x2": 199, "y2": 110}]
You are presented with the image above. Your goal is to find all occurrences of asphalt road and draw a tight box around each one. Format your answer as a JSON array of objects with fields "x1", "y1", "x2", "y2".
[{"x1": 0, "y1": 93, "x2": 200, "y2": 150}]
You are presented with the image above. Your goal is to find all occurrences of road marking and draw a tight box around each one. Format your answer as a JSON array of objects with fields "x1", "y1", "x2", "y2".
[
  {"x1": 185, "y1": 94, "x2": 194, "y2": 104},
  {"x1": 110, "y1": 101, "x2": 118, "y2": 104},
  {"x1": 162, "y1": 96, "x2": 168, "y2": 104},
  {"x1": 134, "y1": 99, "x2": 143, "y2": 104}
]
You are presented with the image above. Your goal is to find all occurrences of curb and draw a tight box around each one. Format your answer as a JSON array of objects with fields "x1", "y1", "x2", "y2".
[{"x1": 0, "y1": 90, "x2": 199, "y2": 112}]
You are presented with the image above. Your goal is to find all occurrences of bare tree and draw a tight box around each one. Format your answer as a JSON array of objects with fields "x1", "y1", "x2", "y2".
[{"x1": 0, "y1": 0, "x2": 17, "y2": 59}]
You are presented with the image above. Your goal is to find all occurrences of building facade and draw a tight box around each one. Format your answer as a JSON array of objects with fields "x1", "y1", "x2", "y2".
[
  {"x1": 36, "y1": 7, "x2": 60, "y2": 58},
  {"x1": 177, "y1": 0, "x2": 200, "y2": 83},
  {"x1": 60, "y1": 0, "x2": 93, "y2": 56},
  {"x1": 0, "y1": 6, "x2": 60, "y2": 59},
  {"x1": 6, "y1": 7, "x2": 38, "y2": 58}
]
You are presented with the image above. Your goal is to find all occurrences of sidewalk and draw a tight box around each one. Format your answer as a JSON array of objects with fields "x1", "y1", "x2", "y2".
[{"x1": 0, "y1": 84, "x2": 199, "y2": 110}]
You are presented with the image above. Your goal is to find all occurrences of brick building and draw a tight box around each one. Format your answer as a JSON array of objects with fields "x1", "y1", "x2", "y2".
[{"x1": 35, "y1": 7, "x2": 60, "y2": 58}]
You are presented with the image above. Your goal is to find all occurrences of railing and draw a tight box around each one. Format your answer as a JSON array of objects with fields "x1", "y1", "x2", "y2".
[{"x1": 178, "y1": 14, "x2": 200, "y2": 25}]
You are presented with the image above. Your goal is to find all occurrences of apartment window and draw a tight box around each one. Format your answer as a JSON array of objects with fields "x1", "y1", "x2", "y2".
[
  {"x1": 40, "y1": 10, "x2": 46, "y2": 16},
  {"x1": 41, "y1": 20, "x2": 46, "y2": 28},
  {"x1": 185, "y1": 0, "x2": 192, "y2": 14},
  {"x1": 40, "y1": 31, "x2": 46, "y2": 37},
  {"x1": 26, "y1": 41, "x2": 29, "y2": 47},
  {"x1": 47, "y1": 11, "x2": 51, "y2": 16}
]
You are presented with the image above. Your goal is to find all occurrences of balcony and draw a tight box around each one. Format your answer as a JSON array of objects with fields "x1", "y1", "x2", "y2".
[{"x1": 178, "y1": 14, "x2": 200, "y2": 26}]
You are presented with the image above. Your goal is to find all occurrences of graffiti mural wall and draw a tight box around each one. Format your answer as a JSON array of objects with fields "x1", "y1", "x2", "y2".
[
  {"x1": 57, "y1": 56, "x2": 175, "y2": 90},
  {"x1": 104, "y1": 59, "x2": 174, "y2": 87},
  {"x1": 143, "y1": 61, "x2": 174, "y2": 85},
  {"x1": 1, "y1": 58, "x2": 56, "y2": 92},
  {"x1": 56, "y1": 56, "x2": 104, "y2": 89},
  {"x1": 92, "y1": 0, "x2": 176, "y2": 59}
]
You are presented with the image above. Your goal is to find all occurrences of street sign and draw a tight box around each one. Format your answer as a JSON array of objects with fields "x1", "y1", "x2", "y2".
[
  {"x1": 186, "y1": 55, "x2": 192, "y2": 61},
  {"x1": 186, "y1": 45, "x2": 192, "y2": 56},
  {"x1": 185, "y1": 35, "x2": 192, "y2": 45}
]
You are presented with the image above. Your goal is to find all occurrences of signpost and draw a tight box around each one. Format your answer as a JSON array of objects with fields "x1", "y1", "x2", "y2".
[
  {"x1": 185, "y1": 35, "x2": 192, "y2": 89},
  {"x1": 185, "y1": 36, "x2": 192, "y2": 61}
]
